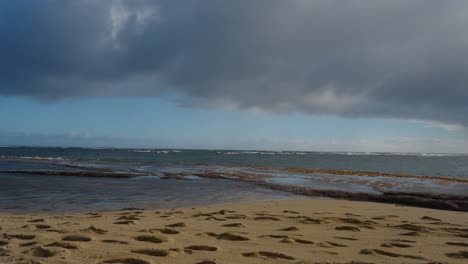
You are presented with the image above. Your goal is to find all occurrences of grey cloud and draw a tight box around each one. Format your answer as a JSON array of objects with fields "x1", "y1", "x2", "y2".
[{"x1": 1, "y1": 0, "x2": 468, "y2": 125}]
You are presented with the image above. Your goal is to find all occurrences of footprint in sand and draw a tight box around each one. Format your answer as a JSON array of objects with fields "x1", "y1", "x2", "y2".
[
  {"x1": 334, "y1": 236, "x2": 358, "y2": 241},
  {"x1": 0, "y1": 240, "x2": 7, "y2": 246},
  {"x1": 318, "y1": 241, "x2": 347, "y2": 248},
  {"x1": 164, "y1": 210, "x2": 183, "y2": 216},
  {"x1": 5, "y1": 234, "x2": 35, "y2": 240},
  {"x1": 212, "y1": 209, "x2": 236, "y2": 215},
  {"x1": 444, "y1": 227, "x2": 468, "y2": 236},
  {"x1": 205, "y1": 216, "x2": 226, "y2": 221},
  {"x1": 195, "y1": 261, "x2": 217, "y2": 264},
  {"x1": 46, "y1": 229, "x2": 67, "y2": 234},
  {"x1": 0, "y1": 247, "x2": 9, "y2": 257},
  {"x1": 295, "y1": 216, "x2": 324, "y2": 224},
  {"x1": 134, "y1": 235, "x2": 168, "y2": 244},
  {"x1": 391, "y1": 239, "x2": 416, "y2": 243},
  {"x1": 208, "y1": 232, "x2": 250, "y2": 241},
  {"x1": 360, "y1": 248, "x2": 426, "y2": 260},
  {"x1": 185, "y1": 245, "x2": 218, "y2": 251},
  {"x1": 193, "y1": 213, "x2": 213, "y2": 217},
  {"x1": 101, "y1": 258, "x2": 150, "y2": 264},
  {"x1": 34, "y1": 224, "x2": 51, "y2": 230},
  {"x1": 20, "y1": 241, "x2": 37, "y2": 247},
  {"x1": 242, "y1": 251, "x2": 295, "y2": 260},
  {"x1": 345, "y1": 213, "x2": 361, "y2": 217},
  {"x1": 259, "y1": 234, "x2": 289, "y2": 239},
  {"x1": 87, "y1": 212, "x2": 101, "y2": 216},
  {"x1": 399, "y1": 231, "x2": 420, "y2": 236},
  {"x1": 371, "y1": 215, "x2": 399, "y2": 220},
  {"x1": 82, "y1": 225, "x2": 108, "y2": 234},
  {"x1": 101, "y1": 240, "x2": 129, "y2": 245},
  {"x1": 114, "y1": 220, "x2": 135, "y2": 225},
  {"x1": 279, "y1": 226, "x2": 299, "y2": 231},
  {"x1": 254, "y1": 216, "x2": 280, "y2": 221},
  {"x1": 165, "y1": 222, "x2": 186, "y2": 228},
  {"x1": 117, "y1": 215, "x2": 141, "y2": 221},
  {"x1": 456, "y1": 234, "x2": 468, "y2": 239},
  {"x1": 392, "y1": 224, "x2": 428, "y2": 232},
  {"x1": 225, "y1": 215, "x2": 247, "y2": 220},
  {"x1": 446, "y1": 250, "x2": 468, "y2": 259},
  {"x1": 325, "y1": 241, "x2": 348, "y2": 247},
  {"x1": 380, "y1": 242, "x2": 412, "y2": 248},
  {"x1": 157, "y1": 228, "x2": 180, "y2": 234},
  {"x1": 336, "y1": 218, "x2": 362, "y2": 224},
  {"x1": 27, "y1": 219, "x2": 44, "y2": 223},
  {"x1": 280, "y1": 238, "x2": 314, "y2": 244},
  {"x1": 62, "y1": 235, "x2": 92, "y2": 242},
  {"x1": 222, "y1": 223, "x2": 245, "y2": 228},
  {"x1": 283, "y1": 210, "x2": 299, "y2": 214},
  {"x1": 446, "y1": 242, "x2": 468, "y2": 247},
  {"x1": 279, "y1": 237, "x2": 295, "y2": 243},
  {"x1": 339, "y1": 218, "x2": 378, "y2": 227},
  {"x1": 46, "y1": 242, "x2": 79, "y2": 249},
  {"x1": 87, "y1": 213, "x2": 102, "y2": 218},
  {"x1": 421, "y1": 216, "x2": 442, "y2": 221},
  {"x1": 132, "y1": 249, "x2": 170, "y2": 257},
  {"x1": 335, "y1": 226, "x2": 360, "y2": 232},
  {"x1": 29, "y1": 246, "x2": 62, "y2": 258}
]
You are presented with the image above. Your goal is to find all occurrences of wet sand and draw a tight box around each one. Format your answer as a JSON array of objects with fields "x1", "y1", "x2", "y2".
[{"x1": 0, "y1": 200, "x2": 467, "y2": 264}]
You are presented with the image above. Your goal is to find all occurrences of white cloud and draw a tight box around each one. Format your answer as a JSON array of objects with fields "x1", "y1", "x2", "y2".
[
  {"x1": 423, "y1": 121, "x2": 464, "y2": 132},
  {"x1": 108, "y1": 0, "x2": 160, "y2": 48}
]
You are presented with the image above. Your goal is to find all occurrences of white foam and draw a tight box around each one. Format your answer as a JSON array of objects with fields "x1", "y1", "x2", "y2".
[
  {"x1": 0, "y1": 155, "x2": 65, "y2": 161},
  {"x1": 129, "y1": 150, "x2": 152, "y2": 153},
  {"x1": 330, "y1": 151, "x2": 467, "y2": 157}
]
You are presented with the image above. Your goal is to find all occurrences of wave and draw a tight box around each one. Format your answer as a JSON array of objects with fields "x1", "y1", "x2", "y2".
[
  {"x1": 220, "y1": 151, "x2": 259, "y2": 155},
  {"x1": 329, "y1": 152, "x2": 467, "y2": 157},
  {"x1": 277, "y1": 152, "x2": 308, "y2": 155},
  {"x1": 0, "y1": 155, "x2": 65, "y2": 161},
  {"x1": 416, "y1": 153, "x2": 467, "y2": 157},
  {"x1": 0, "y1": 170, "x2": 144, "y2": 178},
  {"x1": 128, "y1": 149, "x2": 181, "y2": 154},
  {"x1": 222, "y1": 151, "x2": 275, "y2": 155},
  {"x1": 219, "y1": 151, "x2": 308, "y2": 155}
]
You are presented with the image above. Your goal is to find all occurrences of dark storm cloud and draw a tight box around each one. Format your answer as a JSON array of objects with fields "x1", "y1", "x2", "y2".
[{"x1": 1, "y1": 0, "x2": 468, "y2": 125}]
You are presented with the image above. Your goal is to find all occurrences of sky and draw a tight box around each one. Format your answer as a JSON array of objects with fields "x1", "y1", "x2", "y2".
[{"x1": 1, "y1": 0, "x2": 468, "y2": 152}]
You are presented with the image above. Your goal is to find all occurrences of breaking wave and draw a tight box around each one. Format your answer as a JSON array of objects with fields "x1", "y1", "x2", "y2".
[
  {"x1": 0, "y1": 155, "x2": 65, "y2": 161},
  {"x1": 128, "y1": 149, "x2": 182, "y2": 154},
  {"x1": 219, "y1": 151, "x2": 307, "y2": 155}
]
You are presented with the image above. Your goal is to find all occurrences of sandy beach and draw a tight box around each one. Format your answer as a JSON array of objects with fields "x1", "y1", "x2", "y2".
[{"x1": 0, "y1": 199, "x2": 467, "y2": 264}]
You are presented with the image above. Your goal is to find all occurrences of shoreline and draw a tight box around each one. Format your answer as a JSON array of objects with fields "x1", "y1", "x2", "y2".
[
  {"x1": 1, "y1": 166, "x2": 467, "y2": 212},
  {"x1": 1, "y1": 199, "x2": 467, "y2": 263},
  {"x1": 2, "y1": 163, "x2": 468, "y2": 183}
]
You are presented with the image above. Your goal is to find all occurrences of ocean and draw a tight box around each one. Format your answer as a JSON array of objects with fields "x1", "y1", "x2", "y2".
[{"x1": 1, "y1": 146, "x2": 467, "y2": 213}]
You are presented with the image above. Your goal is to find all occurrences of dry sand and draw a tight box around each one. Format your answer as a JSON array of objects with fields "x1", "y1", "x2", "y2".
[{"x1": 0, "y1": 199, "x2": 467, "y2": 264}]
